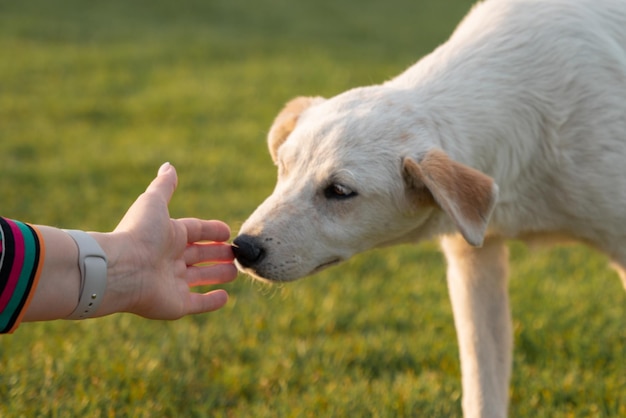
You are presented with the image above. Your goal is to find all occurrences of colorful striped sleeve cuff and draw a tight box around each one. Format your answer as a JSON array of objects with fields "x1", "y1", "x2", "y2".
[{"x1": 0, "y1": 217, "x2": 45, "y2": 334}]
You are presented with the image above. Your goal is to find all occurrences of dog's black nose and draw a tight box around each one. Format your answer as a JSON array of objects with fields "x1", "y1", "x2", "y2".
[{"x1": 232, "y1": 234, "x2": 266, "y2": 268}]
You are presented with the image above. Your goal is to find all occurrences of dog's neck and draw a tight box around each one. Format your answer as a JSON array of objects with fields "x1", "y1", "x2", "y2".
[
  {"x1": 389, "y1": 72, "x2": 551, "y2": 190},
  {"x1": 382, "y1": 5, "x2": 576, "y2": 189}
]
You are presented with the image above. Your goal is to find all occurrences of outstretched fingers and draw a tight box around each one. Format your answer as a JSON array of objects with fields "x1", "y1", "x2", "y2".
[
  {"x1": 186, "y1": 289, "x2": 230, "y2": 315},
  {"x1": 180, "y1": 218, "x2": 232, "y2": 244},
  {"x1": 184, "y1": 241, "x2": 234, "y2": 266},
  {"x1": 186, "y1": 263, "x2": 238, "y2": 287}
]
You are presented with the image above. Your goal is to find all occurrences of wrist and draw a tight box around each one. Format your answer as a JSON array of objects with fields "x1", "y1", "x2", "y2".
[
  {"x1": 86, "y1": 231, "x2": 140, "y2": 316},
  {"x1": 64, "y1": 230, "x2": 107, "y2": 319}
]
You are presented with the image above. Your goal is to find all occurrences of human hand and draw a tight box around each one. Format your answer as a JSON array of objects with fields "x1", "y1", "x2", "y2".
[{"x1": 97, "y1": 163, "x2": 238, "y2": 319}]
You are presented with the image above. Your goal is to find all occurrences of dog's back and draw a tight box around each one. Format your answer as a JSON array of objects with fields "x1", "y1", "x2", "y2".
[{"x1": 387, "y1": 0, "x2": 626, "y2": 255}]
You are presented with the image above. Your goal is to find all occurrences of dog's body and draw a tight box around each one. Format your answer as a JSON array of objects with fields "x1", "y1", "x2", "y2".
[{"x1": 233, "y1": 0, "x2": 626, "y2": 416}]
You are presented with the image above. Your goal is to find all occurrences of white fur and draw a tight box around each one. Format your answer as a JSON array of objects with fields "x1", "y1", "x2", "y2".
[{"x1": 234, "y1": 0, "x2": 626, "y2": 416}]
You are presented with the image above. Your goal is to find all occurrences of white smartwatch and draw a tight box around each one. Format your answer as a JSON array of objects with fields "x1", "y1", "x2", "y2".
[{"x1": 64, "y1": 230, "x2": 108, "y2": 320}]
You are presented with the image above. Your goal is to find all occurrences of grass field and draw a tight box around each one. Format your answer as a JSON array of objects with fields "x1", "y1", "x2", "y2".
[{"x1": 0, "y1": 0, "x2": 625, "y2": 416}]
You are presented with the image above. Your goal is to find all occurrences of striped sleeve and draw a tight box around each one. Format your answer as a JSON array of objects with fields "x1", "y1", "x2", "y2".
[{"x1": 0, "y1": 217, "x2": 45, "y2": 334}]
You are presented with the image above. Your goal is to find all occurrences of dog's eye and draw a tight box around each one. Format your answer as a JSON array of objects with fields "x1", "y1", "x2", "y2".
[{"x1": 324, "y1": 183, "x2": 357, "y2": 200}]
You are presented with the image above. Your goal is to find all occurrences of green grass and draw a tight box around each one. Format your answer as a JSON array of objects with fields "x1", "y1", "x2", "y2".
[{"x1": 0, "y1": 0, "x2": 624, "y2": 416}]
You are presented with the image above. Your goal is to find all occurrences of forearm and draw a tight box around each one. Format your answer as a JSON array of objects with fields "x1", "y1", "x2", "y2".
[
  {"x1": 22, "y1": 228, "x2": 137, "y2": 321},
  {"x1": 21, "y1": 226, "x2": 82, "y2": 321}
]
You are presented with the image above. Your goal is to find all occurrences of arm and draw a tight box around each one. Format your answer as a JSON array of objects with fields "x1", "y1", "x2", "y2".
[{"x1": 16, "y1": 163, "x2": 237, "y2": 324}]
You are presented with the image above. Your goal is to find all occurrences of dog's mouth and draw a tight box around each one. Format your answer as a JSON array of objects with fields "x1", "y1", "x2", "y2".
[
  {"x1": 234, "y1": 252, "x2": 343, "y2": 282},
  {"x1": 311, "y1": 257, "x2": 342, "y2": 274}
]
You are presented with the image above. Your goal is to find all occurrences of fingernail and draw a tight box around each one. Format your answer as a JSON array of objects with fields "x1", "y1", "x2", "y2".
[{"x1": 158, "y1": 162, "x2": 171, "y2": 176}]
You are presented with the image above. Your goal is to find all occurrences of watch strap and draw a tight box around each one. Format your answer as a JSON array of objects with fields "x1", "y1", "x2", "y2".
[{"x1": 64, "y1": 230, "x2": 107, "y2": 320}]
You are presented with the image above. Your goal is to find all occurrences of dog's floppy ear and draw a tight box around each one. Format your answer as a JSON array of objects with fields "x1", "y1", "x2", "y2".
[
  {"x1": 402, "y1": 149, "x2": 498, "y2": 247},
  {"x1": 267, "y1": 96, "x2": 325, "y2": 163}
]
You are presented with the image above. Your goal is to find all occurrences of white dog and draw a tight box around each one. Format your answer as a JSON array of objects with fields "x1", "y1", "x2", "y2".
[{"x1": 233, "y1": 0, "x2": 626, "y2": 416}]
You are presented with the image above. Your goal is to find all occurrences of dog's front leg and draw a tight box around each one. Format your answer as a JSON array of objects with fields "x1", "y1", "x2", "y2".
[{"x1": 441, "y1": 235, "x2": 512, "y2": 418}]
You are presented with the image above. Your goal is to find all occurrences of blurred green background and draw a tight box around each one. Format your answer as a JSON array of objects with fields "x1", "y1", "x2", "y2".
[{"x1": 0, "y1": 0, "x2": 624, "y2": 416}]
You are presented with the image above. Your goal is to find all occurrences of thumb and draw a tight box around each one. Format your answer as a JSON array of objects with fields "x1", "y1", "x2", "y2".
[
  {"x1": 158, "y1": 161, "x2": 173, "y2": 176},
  {"x1": 147, "y1": 162, "x2": 178, "y2": 203}
]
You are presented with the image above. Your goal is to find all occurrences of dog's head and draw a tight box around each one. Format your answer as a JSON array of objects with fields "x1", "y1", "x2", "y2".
[{"x1": 234, "y1": 89, "x2": 498, "y2": 282}]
